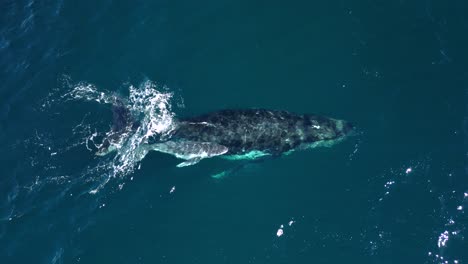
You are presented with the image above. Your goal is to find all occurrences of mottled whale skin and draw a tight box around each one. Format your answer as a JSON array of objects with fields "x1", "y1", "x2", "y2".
[
  {"x1": 97, "y1": 108, "x2": 354, "y2": 166},
  {"x1": 171, "y1": 109, "x2": 353, "y2": 156}
]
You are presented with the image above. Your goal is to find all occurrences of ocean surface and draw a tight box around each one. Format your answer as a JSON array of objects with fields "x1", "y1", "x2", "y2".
[{"x1": 1, "y1": 0, "x2": 467, "y2": 263}]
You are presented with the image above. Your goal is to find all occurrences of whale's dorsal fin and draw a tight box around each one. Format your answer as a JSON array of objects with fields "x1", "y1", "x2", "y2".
[{"x1": 150, "y1": 141, "x2": 228, "y2": 167}]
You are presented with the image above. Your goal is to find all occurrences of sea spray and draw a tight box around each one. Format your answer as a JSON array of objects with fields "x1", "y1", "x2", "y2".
[{"x1": 61, "y1": 79, "x2": 178, "y2": 193}]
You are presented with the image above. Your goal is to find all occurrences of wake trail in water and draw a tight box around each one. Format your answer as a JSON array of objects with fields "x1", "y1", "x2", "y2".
[{"x1": 57, "y1": 78, "x2": 179, "y2": 194}]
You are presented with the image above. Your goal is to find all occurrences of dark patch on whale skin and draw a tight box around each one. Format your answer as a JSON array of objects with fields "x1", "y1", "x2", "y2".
[
  {"x1": 96, "y1": 100, "x2": 138, "y2": 155},
  {"x1": 172, "y1": 109, "x2": 353, "y2": 155}
]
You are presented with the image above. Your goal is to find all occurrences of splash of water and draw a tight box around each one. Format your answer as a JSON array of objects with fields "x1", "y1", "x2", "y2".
[
  {"x1": 107, "y1": 81, "x2": 176, "y2": 181},
  {"x1": 62, "y1": 81, "x2": 115, "y2": 104},
  {"x1": 63, "y1": 79, "x2": 177, "y2": 193}
]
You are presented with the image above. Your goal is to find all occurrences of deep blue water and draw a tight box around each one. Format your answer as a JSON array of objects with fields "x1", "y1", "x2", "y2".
[{"x1": 1, "y1": 0, "x2": 468, "y2": 263}]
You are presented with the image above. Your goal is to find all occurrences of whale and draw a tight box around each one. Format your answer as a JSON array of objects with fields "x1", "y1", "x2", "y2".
[{"x1": 97, "y1": 107, "x2": 354, "y2": 167}]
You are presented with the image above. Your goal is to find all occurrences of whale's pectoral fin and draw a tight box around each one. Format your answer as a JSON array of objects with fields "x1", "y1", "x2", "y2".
[
  {"x1": 177, "y1": 158, "x2": 202, "y2": 167},
  {"x1": 152, "y1": 141, "x2": 228, "y2": 159},
  {"x1": 150, "y1": 141, "x2": 228, "y2": 167}
]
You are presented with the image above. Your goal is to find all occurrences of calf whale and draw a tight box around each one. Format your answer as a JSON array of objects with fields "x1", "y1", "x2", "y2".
[{"x1": 97, "y1": 107, "x2": 354, "y2": 167}]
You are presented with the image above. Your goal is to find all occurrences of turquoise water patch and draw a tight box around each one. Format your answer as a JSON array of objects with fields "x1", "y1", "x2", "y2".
[
  {"x1": 211, "y1": 171, "x2": 228, "y2": 179},
  {"x1": 223, "y1": 150, "x2": 271, "y2": 160}
]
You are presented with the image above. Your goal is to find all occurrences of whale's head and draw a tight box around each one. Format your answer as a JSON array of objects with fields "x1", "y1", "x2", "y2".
[
  {"x1": 303, "y1": 115, "x2": 354, "y2": 142},
  {"x1": 333, "y1": 119, "x2": 355, "y2": 137}
]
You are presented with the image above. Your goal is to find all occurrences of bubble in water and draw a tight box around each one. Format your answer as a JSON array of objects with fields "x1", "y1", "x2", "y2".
[{"x1": 437, "y1": 231, "x2": 449, "y2": 248}]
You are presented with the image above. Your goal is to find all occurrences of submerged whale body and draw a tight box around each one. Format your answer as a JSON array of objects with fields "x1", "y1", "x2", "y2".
[{"x1": 98, "y1": 108, "x2": 354, "y2": 167}]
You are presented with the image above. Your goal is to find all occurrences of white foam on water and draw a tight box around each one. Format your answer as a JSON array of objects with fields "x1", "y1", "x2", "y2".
[
  {"x1": 275, "y1": 218, "x2": 296, "y2": 238},
  {"x1": 437, "y1": 231, "x2": 449, "y2": 248},
  {"x1": 365, "y1": 159, "x2": 466, "y2": 263},
  {"x1": 276, "y1": 228, "x2": 283, "y2": 237},
  {"x1": 62, "y1": 82, "x2": 115, "y2": 104},
  {"x1": 62, "y1": 79, "x2": 177, "y2": 193},
  {"x1": 128, "y1": 81, "x2": 175, "y2": 138}
]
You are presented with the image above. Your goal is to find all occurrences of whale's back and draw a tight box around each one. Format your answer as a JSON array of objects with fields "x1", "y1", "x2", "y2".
[{"x1": 173, "y1": 109, "x2": 351, "y2": 155}]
